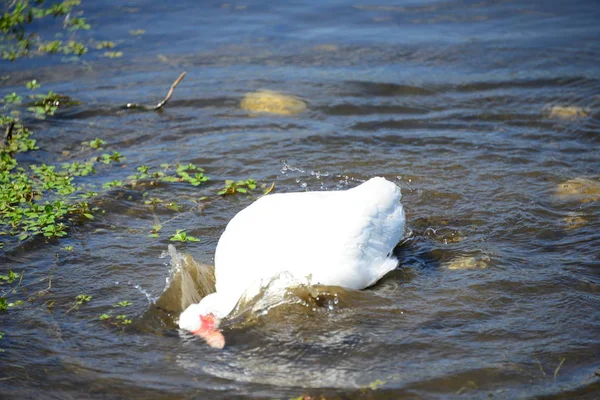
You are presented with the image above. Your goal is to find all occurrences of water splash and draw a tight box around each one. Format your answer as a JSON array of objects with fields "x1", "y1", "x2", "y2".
[
  {"x1": 155, "y1": 245, "x2": 216, "y2": 314},
  {"x1": 151, "y1": 246, "x2": 388, "y2": 332}
]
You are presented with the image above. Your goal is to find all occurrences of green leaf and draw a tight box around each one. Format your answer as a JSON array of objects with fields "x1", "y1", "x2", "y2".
[
  {"x1": 76, "y1": 294, "x2": 91, "y2": 304},
  {"x1": 8, "y1": 300, "x2": 24, "y2": 307},
  {"x1": 26, "y1": 80, "x2": 41, "y2": 90}
]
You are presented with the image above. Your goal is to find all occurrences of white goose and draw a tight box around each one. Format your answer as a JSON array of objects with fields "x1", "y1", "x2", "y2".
[{"x1": 178, "y1": 177, "x2": 406, "y2": 348}]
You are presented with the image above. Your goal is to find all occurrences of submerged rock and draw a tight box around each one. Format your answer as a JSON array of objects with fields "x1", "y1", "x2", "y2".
[
  {"x1": 241, "y1": 90, "x2": 307, "y2": 115},
  {"x1": 444, "y1": 255, "x2": 490, "y2": 270},
  {"x1": 313, "y1": 44, "x2": 339, "y2": 52},
  {"x1": 547, "y1": 105, "x2": 590, "y2": 119},
  {"x1": 563, "y1": 213, "x2": 588, "y2": 230},
  {"x1": 555, "y1": 178, "x2": 600, "y2": 203}
]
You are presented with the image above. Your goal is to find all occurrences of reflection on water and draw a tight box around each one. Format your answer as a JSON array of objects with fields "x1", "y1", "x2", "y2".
[{"x1": 1, "y1": 0, "x2": 600, "y2": 398}]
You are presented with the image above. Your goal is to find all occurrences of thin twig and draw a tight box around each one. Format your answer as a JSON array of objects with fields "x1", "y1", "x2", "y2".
[
  {"x1": 65, "y1": 302, "x2": 78, "y2": 314},
  {"x1": 554, "y1": 357, "x2": 566, "y2": 381},
  {"x1": 124, "y1": 71, "x2": 187, "y2": 111},
  {"x1": 536, "y1": 359, "x2": 546, "y2": 377},
  {"x1": 3, "y1": 121, "x2": 15, "y2": 147},
  {"x1": 154, "y1": 71, "x2": 186, "y2": 110}
]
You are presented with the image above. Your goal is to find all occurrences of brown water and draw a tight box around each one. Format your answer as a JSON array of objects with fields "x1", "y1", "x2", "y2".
[{"x1": 1, "y1": 0, "x2": 600, "y2": 398}]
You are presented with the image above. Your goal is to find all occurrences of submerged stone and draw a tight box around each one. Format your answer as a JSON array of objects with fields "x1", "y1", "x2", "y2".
[
  {"x1": 548, "y1": 105, "x2": 590, "y2": 119},
  {"x1": 555, "y1": 178, "x2": 600, "y2": 202},
  {"x1": 241, "y1": 90, "x2": 307, "y2": 115},
  {"x1": 444, "y1": 255, "x2": 490, "y2": 270},
  {"x1": 563, "y1": 213, "x2": 588, "y2": 230},
  {"x1": 313, "y1": 44, "x2": 339, "y2": 52}
]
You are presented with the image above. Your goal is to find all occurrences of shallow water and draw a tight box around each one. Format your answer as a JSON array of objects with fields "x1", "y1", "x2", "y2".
[{"x1": 1, "y1": 0, "x2": 600, "y2": 398}]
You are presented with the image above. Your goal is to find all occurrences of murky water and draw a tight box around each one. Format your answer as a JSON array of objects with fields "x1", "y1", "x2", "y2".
[{"x1": 1, "y1": 0, "x2": 600, "y2": 398}]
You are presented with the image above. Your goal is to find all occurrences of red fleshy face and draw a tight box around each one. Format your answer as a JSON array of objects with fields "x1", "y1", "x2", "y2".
[{"x1": 192, "y1": 313, "x2": 225, "y2": 349}]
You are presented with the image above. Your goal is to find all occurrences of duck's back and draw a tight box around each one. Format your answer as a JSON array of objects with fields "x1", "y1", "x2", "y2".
[{"x1": 214, "y1": 177, "x2": 405, "y2": 299}]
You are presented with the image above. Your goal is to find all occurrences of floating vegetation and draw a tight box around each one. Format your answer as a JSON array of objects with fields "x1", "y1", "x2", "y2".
[
  {"x1": 218, "y1": 179, "x2": 257, "y2": 196},
  {"x1": 28, "y1": 90, "x2": 79, "y2": 118},
  {"x1": 0, "y1": 0, "x2": 96, "y2": 61},
  {"x1": 0, "y1": 270, "x2": 18, "y2": 284},
  {"x1": 103, "y1": 51, "x2": 123, "y2": 59},
  {"x1": 555, "y1": 178, "x2": 600, "y2": 203},
  {"x1": 547, "y1": 105, "x2": 590, "y2": 120},
  {"x1": 444, "y1": 255, "x2": 490, "y2": 270},
  {"x1": 241, "y1": 90, "x2": 307, "y2": 115},
  {"x1": 169, "y1": 230, "x2": 200, "y2": 243},
  {"x1": 66, "y1": 293, "x2": 92, "y2": 313},
  {"x1": 99, "y1": 313, "x2": 131, "y2": 326},
  {"x1": 129, "y1": 163, "x2": 209, "y2": 187},
  {"x1": 83, "y1": 138, "x2": 107, "y2": 149},
  {"x1": 95, "y1": 41, "x2": 115, "y2": 50}
]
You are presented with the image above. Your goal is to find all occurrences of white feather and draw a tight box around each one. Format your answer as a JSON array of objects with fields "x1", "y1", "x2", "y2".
[{"x1": 179, "y1": 177, "x2": 405, "y2": 328}]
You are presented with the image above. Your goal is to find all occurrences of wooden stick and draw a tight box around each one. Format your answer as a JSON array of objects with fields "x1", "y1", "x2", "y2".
[
  {"x1": 3, "y1": 121, "x2": 15, "y2": 147},
  {"x1": 125, "y1": 71, "x2": 187, "y2": 111}
]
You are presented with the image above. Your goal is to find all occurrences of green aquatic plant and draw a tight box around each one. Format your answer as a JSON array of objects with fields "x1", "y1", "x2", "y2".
[
  {"x1": 62, "y1": 160, "x2": 96, "y2": 177},
  {"x1": 103, "y1": 51, "x2": 123, "y2": 59},
  {"x1": 0, "y1": 298, "x2": 7, "y2": 312},
  {"x1": 0, "y1": 111, "x2": 108, "y2": 243},
  {"x1": 2, "y1": 92, "x2": 22, "y2": 105},
  {"x1": 0, "y1": 270, "x2": 18, "y2": 284},
  {"x1": 8, "y1": 299, "x2": 24, "y2": 308},
  {"x1": 27, "y1": 91, "x2": 78, "y2": 118},
  {"x1": 25, "y1": 80, "x2": 41, "y2": 90},
  {"x1": 218, "y1": 179, "x2": 257, "y2": 196},
  {"x1": 129, "y1": 163, "x2": 210, "y2": 188},
  {"x1": 38, "y1": 40, "x2": 62, "y2": 54},
  {"x1": 75, "y1": 294, "x2": 91, "y2": 304},
  {"x1": 66, "y1": 293, "x2": 91, "y2": 313},
  {"x1": 85, "y1": 138, "x2": 106, "y2": 149},
  {"x1": 95, "y1": 41, "x2": 115, "y2": 50},
  {"x1": 148, "y1": 224, "x2": 162, "y2": 238},
  {"x1": 115, "y1": 300, "x2": 132, "y2": 307},
  {"x1": 100, "y1": 151, "x2": 126, "y2": 164},
  {"x1": 116, "y1": 314, "x2": 132, "y2": 325},
  {"x1": 102, "y1": 180, "x2": 123, "y2": 189},
  {"x1": 1, "y1": 0, "x2": 90, "y2": 61},
  {"x1": 170, "y1": 229, "x2": 200, "y2": 243}
]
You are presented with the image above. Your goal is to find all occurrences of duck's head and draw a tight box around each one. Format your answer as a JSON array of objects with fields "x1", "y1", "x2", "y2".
[{"x1": 178, "y1": 296, "x2": 226, "y2": 349}]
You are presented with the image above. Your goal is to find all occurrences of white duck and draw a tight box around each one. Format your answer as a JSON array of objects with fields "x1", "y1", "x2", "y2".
[{"x1": 178, "y1": 177, "x2": 406, "y2": 348}]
